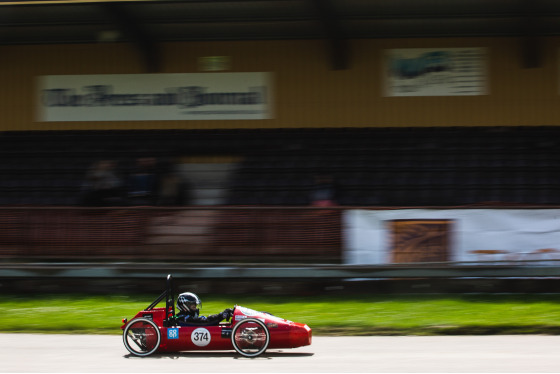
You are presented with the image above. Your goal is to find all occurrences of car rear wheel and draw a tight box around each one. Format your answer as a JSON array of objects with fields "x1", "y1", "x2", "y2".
[
  {"x1": 231, "y1": 318, "x2": 270, "y2": 357},
  {"x1": 123, "y1": 318, "x2": 161, "y2": 357}
]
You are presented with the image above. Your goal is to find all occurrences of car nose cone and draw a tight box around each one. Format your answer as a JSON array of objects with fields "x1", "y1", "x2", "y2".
[{"x1": 290, "y1": 323, "x2": 312, "y2": 347}]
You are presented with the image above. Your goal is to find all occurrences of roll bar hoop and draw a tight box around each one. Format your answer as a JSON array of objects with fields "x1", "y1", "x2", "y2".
[{"x1": 145, "y1": 274, "x2": 175, "y2": 326}]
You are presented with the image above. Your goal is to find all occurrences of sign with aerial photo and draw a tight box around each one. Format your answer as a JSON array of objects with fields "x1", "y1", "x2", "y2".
[
  {"x1": 384, "y1": 48, "x2": 487, "y2": 96},
  {"x1": 36, "y1": 72, "x2": 273, "y2": 121}
]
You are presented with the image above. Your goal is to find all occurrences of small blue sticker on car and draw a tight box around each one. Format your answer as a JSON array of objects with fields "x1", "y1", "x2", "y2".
[{"x1": 167, "y1": 328, "x2": 179, "y2": 339}]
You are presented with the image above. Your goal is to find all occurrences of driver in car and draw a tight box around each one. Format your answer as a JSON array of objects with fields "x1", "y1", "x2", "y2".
[{"x1": 175, "y1": 292, "x2": 233, "y2": 326}]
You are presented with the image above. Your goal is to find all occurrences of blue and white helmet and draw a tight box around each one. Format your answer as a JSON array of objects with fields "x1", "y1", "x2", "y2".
[{"x1": 177, "y1": 292, "x2": 201, "y2": 315}]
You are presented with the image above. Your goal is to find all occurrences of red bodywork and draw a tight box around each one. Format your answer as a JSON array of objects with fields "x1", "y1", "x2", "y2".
[{"x1": 121, "y1": 305, "x2": 312, "y2": 354}]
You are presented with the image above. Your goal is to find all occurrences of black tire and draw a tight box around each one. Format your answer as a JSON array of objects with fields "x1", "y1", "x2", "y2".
[
  {"x1": 231, "y1": 318, "x2": 270, "y2": 358},
  {"x1": 123, "y1": 318, "x2": 161, "y2": 357}
]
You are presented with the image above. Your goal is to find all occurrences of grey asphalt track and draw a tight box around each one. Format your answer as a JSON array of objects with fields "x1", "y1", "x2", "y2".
[{"x1": 3, "y1": 333, "x2": 560, "y2": 373}]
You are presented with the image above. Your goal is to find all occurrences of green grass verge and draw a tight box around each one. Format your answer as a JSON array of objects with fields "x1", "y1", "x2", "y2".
[{"x1": 2, "y1": 293, "x2": 560, "y2": 335}]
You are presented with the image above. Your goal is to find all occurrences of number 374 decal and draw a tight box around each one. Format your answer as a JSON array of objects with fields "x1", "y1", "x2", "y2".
[{"x1": 191, "y1": 327, "x2": 211, "y2": 347}]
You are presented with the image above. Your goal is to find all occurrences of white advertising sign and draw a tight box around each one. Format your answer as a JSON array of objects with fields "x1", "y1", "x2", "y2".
[
  {"x1": 344, "y1": 209, "x2": 560, "y2": 265},
  {"x1": 36, "y1": 72, "x2": 273, "y2": 121},
  {"x1": 384, "y1": 48, "x2": 487, "y2": 96}
]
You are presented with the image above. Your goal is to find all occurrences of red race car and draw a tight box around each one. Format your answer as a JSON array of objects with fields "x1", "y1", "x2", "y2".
[{"x1": 121, "y1": 275, "x2": 312, "y2": 357}]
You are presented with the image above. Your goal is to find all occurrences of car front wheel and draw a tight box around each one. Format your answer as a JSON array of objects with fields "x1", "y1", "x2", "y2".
[{"x1": 231, "y1": 318, "x2": 270, "y2": 357}]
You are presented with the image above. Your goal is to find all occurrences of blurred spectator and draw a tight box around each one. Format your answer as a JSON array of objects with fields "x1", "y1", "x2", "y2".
[
  {"x1": 309, "y1": 174, "x2": 338, "y2": 206},
  {"x1": 80, "y1": 160, "x2": 125, "y2": 206},
  {"x1": 127, "y1": 157, "x2": 158, "y2": 205},
  {"x1": 157, "y1": 160, "x2": 189, "y2": 206}
]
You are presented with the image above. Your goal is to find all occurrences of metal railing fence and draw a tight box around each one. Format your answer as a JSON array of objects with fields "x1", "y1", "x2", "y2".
[{"x1": 0, "y1": 206, "x2": 342, "y2": 263}]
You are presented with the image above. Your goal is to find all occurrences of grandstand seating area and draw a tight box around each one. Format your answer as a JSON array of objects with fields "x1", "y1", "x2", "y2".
[{"x1": 0, "y1": 126, "x2": 559, "y2": 207}]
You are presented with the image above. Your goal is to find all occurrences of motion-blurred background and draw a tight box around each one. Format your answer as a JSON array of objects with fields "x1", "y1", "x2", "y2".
[{"x1": 2, "y1": 0, "x2": 560, "y2": 294}]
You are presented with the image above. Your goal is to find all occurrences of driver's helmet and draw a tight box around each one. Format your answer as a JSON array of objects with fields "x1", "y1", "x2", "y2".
[{"x1": 177, "y1": 292, "x2": 201, "y2": 315}]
